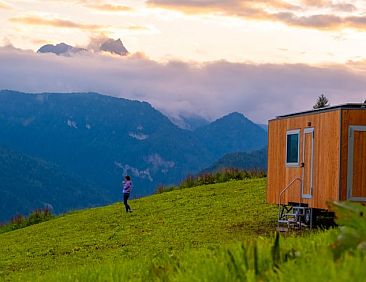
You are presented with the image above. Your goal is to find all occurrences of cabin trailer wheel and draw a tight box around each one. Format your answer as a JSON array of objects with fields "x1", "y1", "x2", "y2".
[{"x1": 304, "y1": 208, "x2": 313, "y2": 227}]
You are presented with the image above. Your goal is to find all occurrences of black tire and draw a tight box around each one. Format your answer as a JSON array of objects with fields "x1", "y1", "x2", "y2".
[{"x1": 304, "y1": 208, "x2": 314, "y2": 226}]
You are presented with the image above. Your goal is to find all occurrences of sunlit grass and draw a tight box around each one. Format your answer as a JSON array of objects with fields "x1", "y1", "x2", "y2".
[
  {"x1": 0, "y1": 178, "x2": 276, "y2": 280},
  {"x1": 1, "y1": 178, "x2": 365, "y2": 281}
]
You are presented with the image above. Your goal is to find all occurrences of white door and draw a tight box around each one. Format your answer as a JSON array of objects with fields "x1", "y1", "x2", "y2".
[{"x1": 302, "y1": 128, "x2": 314, "y2": 199}]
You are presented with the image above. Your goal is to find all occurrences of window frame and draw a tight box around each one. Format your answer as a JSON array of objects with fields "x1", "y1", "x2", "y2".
[{"x1": 286, "y1": 129, "x2": 300, "y2": 167}]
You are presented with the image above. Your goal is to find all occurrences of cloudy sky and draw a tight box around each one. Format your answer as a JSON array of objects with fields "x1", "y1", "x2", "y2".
[{"x1": 1, "y1": 0, "x2": 366, "y2": 123}]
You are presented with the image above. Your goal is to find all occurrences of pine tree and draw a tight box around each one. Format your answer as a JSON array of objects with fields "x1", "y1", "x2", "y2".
[{"x1": 313, "y1": 94, "x2": 329, "y2": 109}]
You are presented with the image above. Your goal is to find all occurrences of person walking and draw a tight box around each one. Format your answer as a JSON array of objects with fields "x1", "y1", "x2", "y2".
[{"x1": 123, "y1": 175, "x2": 132, "y2": 213}]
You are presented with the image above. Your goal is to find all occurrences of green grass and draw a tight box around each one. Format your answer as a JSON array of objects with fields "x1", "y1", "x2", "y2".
[
  {"x1": 0, "y1": 178, "x2": 276, "y2": 280},
  {"x1": 1, "y1": 178, "x2": 366, "y2": 281}
]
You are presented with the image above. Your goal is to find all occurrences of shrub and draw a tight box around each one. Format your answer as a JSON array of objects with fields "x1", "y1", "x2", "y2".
[
  {"x1": 180, "y1": 175, "x2": 196, "y2": 189},
  {"x1": 11, "y1": 214, "x2": 25, "y2": 225},
  {"x1": 329, "y1": 201, "x2": 366, "y2": 259},
  {"x1": 26, "y1": 207, "x2": 51, "y2": 224},
  {"x1": 156, "y1": 168, "x2": 266, "y2": 194},
  {"x1": 0, "y1": 207, "x2": 53, "y2": 234},
  {"x1": 155, "y1": 185, "x2": 175, "y2": 194}
]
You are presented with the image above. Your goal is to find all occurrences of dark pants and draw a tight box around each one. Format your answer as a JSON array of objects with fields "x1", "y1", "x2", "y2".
[{"x1": 123, "y1": 193, "x2": 131, "y2": 212}]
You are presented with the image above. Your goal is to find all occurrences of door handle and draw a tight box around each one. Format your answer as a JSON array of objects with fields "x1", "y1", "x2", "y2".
[{"x1": 300, "y1": 162, "x2": 305, "y2": 167}]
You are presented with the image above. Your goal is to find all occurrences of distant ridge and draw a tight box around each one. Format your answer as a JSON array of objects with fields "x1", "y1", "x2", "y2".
[
  {"x1": 0, "y1": 146, "x2": 104, "y2": 222},
  {"x1": 201, "y1": 147, "x2": 267, "y2": 173},
  {"x1": 37, "y1": 38, "x2": 128, "y2": 56},
  {"x1": 257, "y1": 123, "x2": 268, "y2": 131},
  {"x1": 100, "y1": 38, "x2": 128, "y2": 56},
  {"x1": 194, "y1": 112, "x2": 267, "y2": 159},
  {"x1": 37, "y1": 43, "x2": 86, "y2": 55}
]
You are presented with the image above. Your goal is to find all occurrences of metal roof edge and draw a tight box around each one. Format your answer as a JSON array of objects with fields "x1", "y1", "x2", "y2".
[{"x1": 273, "y1": 103, "x2": 366, "y2": 120}]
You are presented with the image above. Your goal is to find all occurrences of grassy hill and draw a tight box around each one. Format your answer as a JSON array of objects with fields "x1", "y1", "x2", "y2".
[
  {"x1": 1, "y1": 178, "x2": 366, "y2": 281},
  {"x1": 0, "y1": 178, "x2": 274, "y2": 280}
]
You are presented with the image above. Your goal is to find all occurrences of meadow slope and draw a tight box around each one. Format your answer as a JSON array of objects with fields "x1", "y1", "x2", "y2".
[
  {"x1": 2, "y1": 178, "x2": 365, "y2": 282},
  {"x1": 0, "y1": 178, "x2": 276, "y2": 280}
]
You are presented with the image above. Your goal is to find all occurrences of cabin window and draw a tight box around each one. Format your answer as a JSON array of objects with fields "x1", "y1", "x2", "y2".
[{"x1": 286, "y1": 129, "x2": 300, "y2": 166}]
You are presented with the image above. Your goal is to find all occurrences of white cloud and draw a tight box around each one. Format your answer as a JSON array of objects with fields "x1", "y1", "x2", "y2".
[
  {"x1": 67, "y1": 119, "x2": 78, "y2": 128},
  {"x1": 1, "y1": 47, "x2": 366, "y2": 123},
  {"x1": 114, "y1": 162, "x2": 153, "y2": 181},
  {"x1": 144, "y1": 154, "x2": 175, "y2": 171},
  {"x1": 128, "y1": 132, "x2": 149, "y2": 140}
]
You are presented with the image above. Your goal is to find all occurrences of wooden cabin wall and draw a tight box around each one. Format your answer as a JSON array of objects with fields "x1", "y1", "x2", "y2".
[
  {"x1": 267, "y1": 110, "x2": 341, "y2": 209},
  {"x1": 340, "y1": 109, "x2": 366, "y2": 200}
]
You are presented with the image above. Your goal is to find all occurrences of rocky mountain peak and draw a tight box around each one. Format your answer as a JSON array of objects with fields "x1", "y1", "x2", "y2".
[
  {"x1": 37, "y1": 38, "x2": 128, "y2": 56},
  {"x1": 37, "y1": 43, "x2": 86, "y2": 55},
  {"x1": 100, "y1": 38, "x2": 128, "y2": 56}
]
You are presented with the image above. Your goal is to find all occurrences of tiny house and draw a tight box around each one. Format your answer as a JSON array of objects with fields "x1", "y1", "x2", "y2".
[{"x1": 267, "y1": 104, "x2": 366, "y2": 228}]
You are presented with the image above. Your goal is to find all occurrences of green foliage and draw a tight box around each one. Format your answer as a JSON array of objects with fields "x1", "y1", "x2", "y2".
[
  {"x1": 329, "y1": 201, "x2": 366, "y2": 259},
  {"x1": 0, "y1": 208, "x2": 53, "y2": 234},
  {"x1": 313, "y1": 94, "x2": 330, "y2": 109}
]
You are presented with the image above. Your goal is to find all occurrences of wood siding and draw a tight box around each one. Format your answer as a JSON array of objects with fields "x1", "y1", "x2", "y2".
[
  {"x1": 267, "y1": 110, "x2": 341, "y2": 209},
  {"x1": 340, "y1": 110, "x2": 366, "y2": 201}
]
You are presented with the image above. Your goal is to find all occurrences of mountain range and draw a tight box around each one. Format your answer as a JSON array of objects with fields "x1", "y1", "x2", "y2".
[
  {"x1": 37, "y1": 38, "x2": 128, "y2": 56},
  {"x1": 0, "y1": 146, "x2": 105, "y2": 222},
  {"x1": 37, "y1": 43, "x2": 87, "y2": 56},
  {"x1": 201, "y1": 147, "x2": 268, "y2": 173},
  {"x1": 0, "y1": 90, "x2": 267, "y2": 222},
  {"x1": 195, "y1": 112, "x2": 267, "y2": 159}
]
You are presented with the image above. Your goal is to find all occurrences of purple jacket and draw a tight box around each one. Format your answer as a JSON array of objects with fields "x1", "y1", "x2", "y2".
[{"x1": 123, "y1": 180, "x2": 132, "y2": 193}]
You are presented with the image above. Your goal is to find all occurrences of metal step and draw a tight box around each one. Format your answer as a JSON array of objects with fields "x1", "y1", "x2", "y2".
[
  {"x1": 277, "y1": 203, "x2": 312, "y2": 232},
  {"x1": 278, "y1": 219, "x2": 298, "y2": 224},
  {"x1": 287, "y1": 218, "x2": 297, "y2": 222}
]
